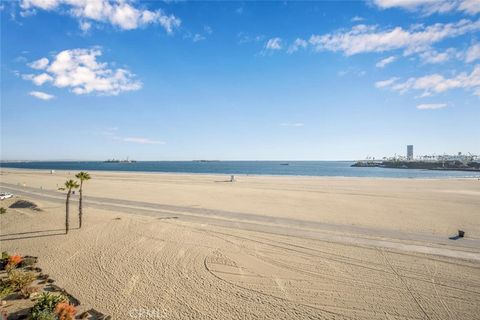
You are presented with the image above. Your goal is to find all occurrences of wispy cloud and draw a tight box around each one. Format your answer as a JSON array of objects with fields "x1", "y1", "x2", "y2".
[
  {"x1": 185, "y1": 25, "x2": 212, "y2": 43},
  {"x1": 23, "y1": 48, "x2": 142, "y2": 96},
  {"x1": 260, "y1": 37, "x2": 283, "y2": 56},
  {"x1": 419, "y1": 48, "x2": 457, "y2": 64},
  {"x1": 237, "y1": 32, "x2": 264, "y2": 44},
  {"x1": 466, "y1": 43, "x2": 480, "y2": 63},
  {"x1": 280, "y1": 122, "x2": 304, "y2": 127},
  {"x1": 376, "y1": 55, "x2": 396, "y2": 68},
  {"x1": 375, "y1": 77, "x2": 400, "y2": 88},
  {"x1": 19, "y1": 0, "x2": 181, "y2": 33},
  {"x1": 29, "y1": 91, "x2": 55, "y2": 100},
  {"x1": 351, "y1": 16, "x2": 364, "y2": 22},
  {"x1": 123, "y1": 137, "x2": 165, "y2": 145},
  {"x1": 372, "y1": 0, "x2": 480, "y2": 15},
  {"x1": 287, "y1": 38, "x2": 308, "y2": 54},
  {"x1": 265, "y1": 37, "x2": 282, "y2": 50},
  {"x1": 416, "y1": 103, "x2": 448, "y2": 110},
  {"x1": 290, "y1": 19, "x2": 480, "y2": 56},
  {"x1": 376, "y1": 65, "x2": 480, "y2": 97}
]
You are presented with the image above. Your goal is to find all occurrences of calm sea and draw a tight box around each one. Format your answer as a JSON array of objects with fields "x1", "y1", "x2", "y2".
[{"x1": 1, "y1": 161, "x2": 478, "y2": 178}]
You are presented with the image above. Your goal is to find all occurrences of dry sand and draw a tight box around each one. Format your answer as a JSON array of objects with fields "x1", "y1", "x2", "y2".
[{"x1": 1, "y1": 168, "x2": 480, "y2": 319}]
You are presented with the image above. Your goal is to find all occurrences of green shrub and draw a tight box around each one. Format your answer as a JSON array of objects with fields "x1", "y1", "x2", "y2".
[
  {"x1": 30, "y1": 292, "x2": 67, "y2": 320},
  {"x1": 21, "y1": 256, "x2": 37, "y2": 267},
  {"x1": 0, "y1": 283, "x2": 13, "y2": 300},
  {"x1": 8, "y1": 269, "x2": 36, "y2": 291},
  {"x1": 33, "y1": 310, "x2": 57, "y2": 320},
  {"x1": 0, "y1": 207, "x2": 6, "y2": 214}
]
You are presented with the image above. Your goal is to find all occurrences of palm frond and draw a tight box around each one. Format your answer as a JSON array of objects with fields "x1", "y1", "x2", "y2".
[
  {"x1": 64, "y1": 179, "x2": 79, "y2": 190},
  {"x1": 75, "y1": 171, "x2": 91, "y2": 181}
]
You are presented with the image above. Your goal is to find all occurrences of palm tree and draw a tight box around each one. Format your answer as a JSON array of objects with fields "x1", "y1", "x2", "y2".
[
  {"x1": 64, "y1": 179, "x2": 79, "y2": 234},
  {"x1": 75, "y1": 171, "x2": 91, "y2": 229}
]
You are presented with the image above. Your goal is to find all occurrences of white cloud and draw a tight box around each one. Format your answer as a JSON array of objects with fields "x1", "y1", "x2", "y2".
[
  {"x1": 375, "y1": 77, "x2": 399, "y2": 88},
  {"x1": 459, "y1": 0, "x2": 480, "y2": 14},
  {"x1": 23, "y1": 73, "x2": 54, "y2": 85},
  {"x1": 79, "y1": 20, "x2": 91, "y2": 32},
  {"x1": 376, "y1": 55, "x2": 396, "y2": 68},
  {"x1": 192, "y1": 34, "x2": 205, "y2": 42},
  {"x1": 372, "y1": 0, "x2": 480, "y2": 15},
  {"x1": 29, "y1": 90, "x2": 55, "y2": 100},
  {"x1": 303, "y1": 19, "x2": 480, "y2": 56},
  {"x1": 287, "y1": 38, "x2": 308, "y2": 54},
  {"x1": 416, "y1": 103, "x2": 448, "y2": 109},
  {"x1": 237, "y1": 33, "x2": 264, "y2": 44},
  {"x1": 123, "y1": 137, "x2": 165, "y2": 145},
  {"x1": 184, "y1": 26, "x2": 211, "y2": 43},
  {"x1": 23, "y1": 48, "x2": 142, "y2": 96},
  {"x1": 28, "y1": 57, "x2": 49, "y2": 70},
  {"x1": 20, "y1": 0, "x2": 181, "y2": 33},
  {"x1": 21, "y1": 0, "x2": 59, "y2": 10},
  {"x1": 419, "y1": 48, "x2": 457, "y2": 64},
  {"x1": 351, "y1": 16, "x2": 364, "y2": 22},
  {"x1": 265, "y1": 37, "x2": 282, "y2": 51},
  {"x1": 466, "y1": 43, "x2": 480, "y2": 62},
  {"x1": 376, "y1": 64, "x2": 480, "y2": 96},
  {"x1": 280, "y1": 123, "x2": 304, "y2": 127}
]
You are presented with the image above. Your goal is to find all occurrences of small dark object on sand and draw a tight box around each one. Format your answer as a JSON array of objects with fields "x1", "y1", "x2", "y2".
[
  {"x1": 458, "y1": 230, "x2": 465, "y2": 238},
  {"x1": 9, "y1": 200, "x2": 41, "y2": 211}
]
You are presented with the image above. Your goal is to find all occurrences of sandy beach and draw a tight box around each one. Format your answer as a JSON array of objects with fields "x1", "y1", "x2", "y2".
[{"x1": 1, "y1": 168, "x2": 480, "y2": 319}]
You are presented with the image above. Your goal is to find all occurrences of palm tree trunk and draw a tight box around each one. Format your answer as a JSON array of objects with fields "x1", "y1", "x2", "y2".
[
  {"x1": 66, "y1": 191, "x2": 70, "y2": 234},
  {"x1": 79, "y1": 181, "x2": 83, "y2": 229}
]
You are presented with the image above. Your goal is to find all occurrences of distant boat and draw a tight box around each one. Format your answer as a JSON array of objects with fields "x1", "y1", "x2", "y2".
[{"x1": 280, "y1": 163, "x2": 289, "y2": 166}]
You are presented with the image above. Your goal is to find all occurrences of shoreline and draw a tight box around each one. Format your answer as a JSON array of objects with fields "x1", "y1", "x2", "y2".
[{"x1": 2, "y1": 166, "x2": 480, "y2": 180}]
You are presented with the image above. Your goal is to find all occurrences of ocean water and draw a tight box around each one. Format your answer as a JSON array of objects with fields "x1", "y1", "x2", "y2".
[{"x1": 1, "y1": 161, "x2": 478, "y2": 178}]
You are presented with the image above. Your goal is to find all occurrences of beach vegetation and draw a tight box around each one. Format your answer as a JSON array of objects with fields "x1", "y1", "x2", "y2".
[
  {"x1": 0, "y1": 207, "x2": 6, "y2": 214},
  {"x1": 32, "y1": 310, "x2": 57, "y2": 320},
  {"x1": 30, "y1": 292, "x2": 68, "y2": 320},
  {"x1": 64, "y1": 179, "x2": 79, "y2": 234},
  {"x1": 0, "y1": 281, "x2": 13, "y2": 300},
  {"x1": 21, "y1": 256, "x2": 37, "y2": 268},
  {"x1": 8, "y1": 269, "x2": 36, "y2": 291},
  {"x1": 21, "y1": 285, "x2": 41, "y2": 299},
  {"x1": 75, "y1": 171, "x2": 91, "y2": 229},
  {"x1": 55, "y1": 301, "x2": 77, "y2": 320},
  {"x1": 0, "y1": 252, "x2": 9, "y2": 270},
  {"x1": 9, "y1": 255, "x2": 23, "y2": 266}
]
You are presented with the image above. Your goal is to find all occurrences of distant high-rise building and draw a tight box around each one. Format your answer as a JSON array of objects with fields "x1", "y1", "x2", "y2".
[{"x1": 407, "y1": 145, "x2": 414, "y2": 160}]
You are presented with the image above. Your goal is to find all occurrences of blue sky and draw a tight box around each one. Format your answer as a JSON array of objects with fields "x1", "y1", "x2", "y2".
[{"x1": 1, "y1": 0, "x2": 479, "y2": 161}]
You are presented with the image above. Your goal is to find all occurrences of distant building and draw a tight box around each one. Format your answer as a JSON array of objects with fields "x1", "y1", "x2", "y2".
[{"x1": 407, "y1": 145, "x2": 413, "y2": 160}]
